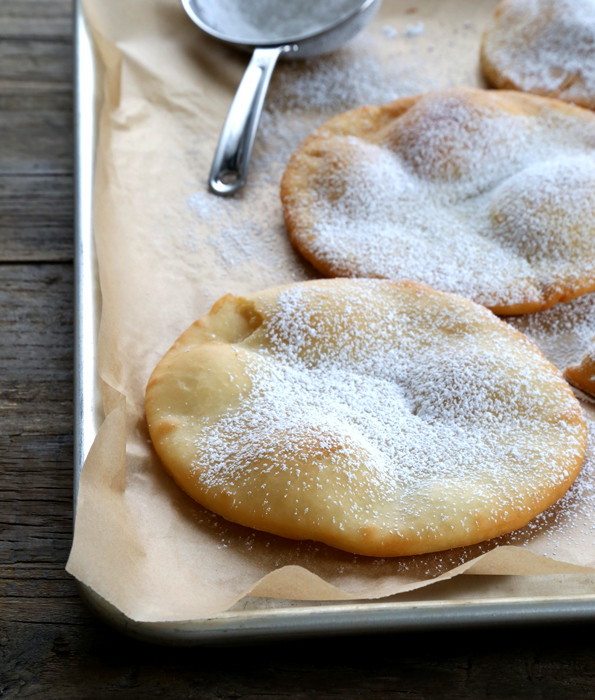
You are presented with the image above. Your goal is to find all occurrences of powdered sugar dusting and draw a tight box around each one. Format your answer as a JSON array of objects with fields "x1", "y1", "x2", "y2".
[
  {"x1": 482, "y1": 0, "x2": 595, "y2": 109},
  {"x1": 500, "y1": 410, "x2": 595, "y2": 559},
  {"x1": 287, "y1": 89, "x2": 595, "y2": 310},
  {"x1": 187, "y1": 190, "x2": 289, "y2": 274},
  {"x1": 405, "y1": 21, "x2": 425, "y2": 37},
  {"x1": 179, "y1": 281, "x2": 586, "y2": 554},
  {"x1": 507, "y1": 292, "x2": 595, "y2": 371}
]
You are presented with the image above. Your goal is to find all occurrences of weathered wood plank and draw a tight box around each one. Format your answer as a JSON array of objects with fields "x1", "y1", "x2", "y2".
[
  {"x1": 0, "y1": 28, "x2": 73, "y2": 177},
  {"x1": 1, "y1": 622, "x2": 595, "y2": 698},
  {"x1": 0, "y1": 265, "x2": 74, "y2": 584},
  {"x1": 0, "y1": 38, "x2": 72, "y2": 87},
  {"x1": 0, "y1": 92, "x2": 73, "y2": 176},
  {"x1": 0, "y1": 262, "x2": 90, "y2": 698},
  {"x1": 0, "y1": 264, "x2": 73, "y2": 371},
  {"x1": 0, "y1": 174, "x2": 73, "y2": 262},
  {"x1": 0, "y1": 0, "x2": 73, "y2": 40}
]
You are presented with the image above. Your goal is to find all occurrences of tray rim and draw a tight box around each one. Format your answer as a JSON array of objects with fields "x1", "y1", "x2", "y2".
[
  {"x1": 78, "y1": 581, "x2": 595, "y2": 645},
  {"x1": 72, "y1": 0, "x2": 595, "y2": 643},
  {"x1": 74, "y1": 0, "x2": 102, "y2": 506}
]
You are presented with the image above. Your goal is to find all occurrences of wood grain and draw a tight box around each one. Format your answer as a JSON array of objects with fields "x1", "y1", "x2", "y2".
[{"x1": 1, "y1": 0, "x2": 595, "y2": 697}]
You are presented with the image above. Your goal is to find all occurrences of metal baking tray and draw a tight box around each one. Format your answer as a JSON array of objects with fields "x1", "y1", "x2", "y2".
[{"x1": 73, "y1": 0, "x2": 595, "y2": 643}]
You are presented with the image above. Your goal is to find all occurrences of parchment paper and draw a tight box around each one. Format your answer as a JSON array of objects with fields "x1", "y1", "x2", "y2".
[{"x1": 67, "y1": 0, "x2": 595, "y2": 622}]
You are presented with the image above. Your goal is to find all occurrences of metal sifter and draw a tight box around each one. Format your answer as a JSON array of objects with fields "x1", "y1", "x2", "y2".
[{"x1": 181, "y1": 0, "x2": 382, "y2": 194}]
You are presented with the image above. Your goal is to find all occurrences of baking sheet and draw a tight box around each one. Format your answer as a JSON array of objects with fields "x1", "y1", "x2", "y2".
[{"x1": 71, "y1": 0, "x2": 595, "y2": 642}]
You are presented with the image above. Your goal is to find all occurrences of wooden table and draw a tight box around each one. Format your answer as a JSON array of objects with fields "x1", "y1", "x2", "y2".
[{"x1": 2, "y1": 1, "x2": 595, "y2": 696}]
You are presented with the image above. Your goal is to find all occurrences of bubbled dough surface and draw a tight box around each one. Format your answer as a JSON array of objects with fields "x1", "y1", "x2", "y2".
[
  {"x1": 481, "y1": 0, "x2": 595, "y2": 110},
  {"x1": 145, "y1": 279, "x2": 587, "y2": 557},
  {"x1": 280, "y1": 87, "x2": 595, "y2": 315}
]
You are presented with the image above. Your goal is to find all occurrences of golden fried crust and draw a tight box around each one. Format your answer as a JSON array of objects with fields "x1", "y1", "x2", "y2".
[
  {"x1": 481, "y1": 0, "x2": 595, "y2": 111},
  {"x1": 280, "y1": 87, "x2": 595, "y2": 315},
  {"x1": 565, "y1": 343, "x2": 595, "y2": 397},
  {"x1": 145, "y1": 279, "x2": 587, "y2": 557}
]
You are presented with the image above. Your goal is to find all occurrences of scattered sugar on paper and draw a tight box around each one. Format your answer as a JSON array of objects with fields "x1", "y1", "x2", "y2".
[
  {"x1": 500, "y1": 411, "x2": 595, "y2": 562},
  {"x1": 185, "y1": 35, "x2": 434, "y2": 276},
  {"x1": 381, "y1": 25, "x2": 398, "y2": 39},
  {"x1": 405, "y1": 21, "x2": 425, "y2": 37},
  {"x1": 507, "y1": 292, "x2": 595, "y2": 371},
  {"x1": 187, "y1": 190, "x2": 286, "y2": 274}
]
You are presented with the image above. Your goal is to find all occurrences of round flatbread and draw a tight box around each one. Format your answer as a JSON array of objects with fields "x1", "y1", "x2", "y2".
[
  {"x1": 145, "y1": 279, "x2": 587, "y2": 557},
  {"x1": 481, "y1": 0, "x2": 595, "y2": 110},
  {"x1": 280, "y1": 87, "x2": 595, "y2": 315}
]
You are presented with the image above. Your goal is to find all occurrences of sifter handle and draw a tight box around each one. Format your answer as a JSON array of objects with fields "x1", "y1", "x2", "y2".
[{"x1": 209, "y1": 45, "x2": 283, "y2": 195}]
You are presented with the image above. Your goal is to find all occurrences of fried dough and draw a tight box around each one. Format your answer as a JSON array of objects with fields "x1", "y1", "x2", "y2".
[{"x1": 145, "y1": 279, "x2": 587, "y2": 556}]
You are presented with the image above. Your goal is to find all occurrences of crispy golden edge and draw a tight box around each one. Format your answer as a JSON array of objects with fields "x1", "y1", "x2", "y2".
[{"x1": 565, "y1": 352, "x2": 595, "y2": 398}]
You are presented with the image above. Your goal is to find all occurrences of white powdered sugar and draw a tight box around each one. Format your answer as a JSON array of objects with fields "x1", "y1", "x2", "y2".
[
  {"x1": 188, "y1": 282, "x2": 585, "y2": 544},
  {"x1": 507, "y1": 292, "x2": 595, "y2": 372},
  {"x1": 405, "y1": 21, "x2": 425, "y2": 37},
  {"x1": 188, "y1": 190, "x2": 285, "y2": 272},
  {"x1": 292, "y1": 90, "x2": 595, "y2": 309},
  {"x1": 500, "y1": 410, "x2": 595, "y2": 557},
  {"x1": 483, "y1": 0, "x2": 595, "y2": 105}
]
